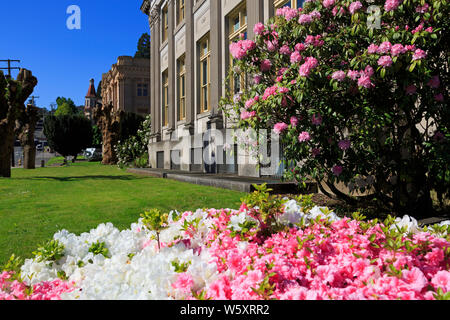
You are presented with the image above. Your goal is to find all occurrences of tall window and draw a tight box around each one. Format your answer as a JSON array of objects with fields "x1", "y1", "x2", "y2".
[
  {"x1": 178, "y1": 56, "x2": 186, "y2": 121},
  {"x1": 228, "y1": 3, "x2": 247, "y2": 94},
  {"x1": 177, "y1": 0, "x2": 185, "y2": 25},
  {"x1": 137, "y1": 84, "x2": 148, "y2": 97},
  {"x1": 199, "y1": 34, "x2": 210, "y2": 113},
  {"x1": 162, "y1": 5, "x2": 169, "y2": 42},
  {"x1": 274, "y1": 0, "x2": 305, "y2": 9},
  {"x1": 162, "y1": 70, "x2": 169, "y2": 126}
]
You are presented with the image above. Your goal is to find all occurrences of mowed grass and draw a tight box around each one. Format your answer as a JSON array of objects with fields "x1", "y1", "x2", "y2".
[{"x1": 0, "y1": 162, "x2": 246, "y2": 266}]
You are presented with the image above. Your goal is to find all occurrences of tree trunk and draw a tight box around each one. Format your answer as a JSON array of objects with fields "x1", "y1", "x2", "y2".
[
  {"x1": 23, "y1": 144, "x2": 36, "y2": 169},
  {"x1": 0, "y1": 125, "x2": 14, "y2": 177}
]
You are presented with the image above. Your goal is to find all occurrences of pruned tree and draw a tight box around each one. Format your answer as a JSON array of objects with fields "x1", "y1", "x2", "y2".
[
  {"x1": 93, "y1": 102, "x2": 124, "y2": 165},
  {"x1": 15, "y1": 104, "x2": 39, "y2": 169},
  {"x1": 0, "y1": 69, "x2": 38, "y2": 177}
]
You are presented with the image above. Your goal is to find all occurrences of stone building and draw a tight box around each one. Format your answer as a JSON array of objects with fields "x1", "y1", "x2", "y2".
[
  {"x1": 140, "y1": 0, "x2": 304, "y2": 176},
  {"x1": 84, "y1": 78, "x2": 97, "y2": 120},
  {"x1": 101, "y1": 56, "x2": 151, "y2": 116}
]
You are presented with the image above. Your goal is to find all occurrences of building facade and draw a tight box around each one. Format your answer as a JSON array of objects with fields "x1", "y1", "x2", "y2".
[
  {"x1": 101, "y1": 56, "x2": 151, "y2": 116},
  {"x1": 84, "y1": 78, "x2": 97, "y2": 120},
  {"x1": 141, "y1": 0, "x2": 304, "y2": 176}
]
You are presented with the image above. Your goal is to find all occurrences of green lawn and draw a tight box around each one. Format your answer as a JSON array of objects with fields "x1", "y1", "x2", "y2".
[{"x1": 0, "y1": 162, "x2": 246, "y2": 266}]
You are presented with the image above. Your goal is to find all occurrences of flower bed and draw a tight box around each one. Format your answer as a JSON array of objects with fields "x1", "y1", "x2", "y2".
[{"x1": 1, "y1": 193, "x2": 449, "y2": 300}]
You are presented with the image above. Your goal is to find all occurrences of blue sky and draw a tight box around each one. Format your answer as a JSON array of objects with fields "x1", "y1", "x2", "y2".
[{"x1": 1, "y1": 0, "x2": 149, "y2": 109}]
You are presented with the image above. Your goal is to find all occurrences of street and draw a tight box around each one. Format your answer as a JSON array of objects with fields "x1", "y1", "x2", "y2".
[{"x1": 12, "y1": 147, "x2": 57, "y2": 168}]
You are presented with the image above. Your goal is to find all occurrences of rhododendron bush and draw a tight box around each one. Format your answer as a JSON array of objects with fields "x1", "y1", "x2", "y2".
[
  {"x1": 1, "y1": 188, "x2": 450, "y2": 300},
  {"x1": 221, "y1": 0, "x2": 450, "y2": 215}
]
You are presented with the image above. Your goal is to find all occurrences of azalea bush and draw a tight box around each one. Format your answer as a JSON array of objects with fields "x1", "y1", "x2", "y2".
[
  {"x1": 115, "y1": 115, "x2": 151, "y2": 168},
  {"x1": 1, "y1": 186, "x2": 449, "y2": 300},
  {"x1": 222, "y1": 0, "x2": 450, "y2": 215}
]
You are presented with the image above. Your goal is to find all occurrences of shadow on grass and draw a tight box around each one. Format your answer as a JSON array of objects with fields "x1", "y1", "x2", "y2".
[{"x1": 14, "y1": 175, "x2": 145, "y2": 182}]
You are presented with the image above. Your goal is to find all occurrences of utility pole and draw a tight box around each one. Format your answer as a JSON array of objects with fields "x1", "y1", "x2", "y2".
[
  {"x1": 1, "y1": 59, "x2": 21, "y2": 167},
  {"x1": 29, "y1": 95, "x2": 40, "y2": 106},
  {"x1": 0, "y1": 59, "x2": 21, "y2": 79}
]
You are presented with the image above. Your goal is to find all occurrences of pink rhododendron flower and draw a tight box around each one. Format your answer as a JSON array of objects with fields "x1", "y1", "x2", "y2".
[
  {"x1": 298, "y1": 131, "x2": 311, "y2": 142},
  {"x1": 261, "y1": 59, "x2": 272, "y2": 72},
  {"x1": 290, "y1": 51, "x2": 303, "y2": 63},
  {"x1": 358, "y1": 74, "x2": 374, "y2": 89},
  {"x1": 265, "y1": 40, "x2": 278, "y2": 52},
  {"x1": 338, "y1": 139, "x2": 351, "y2": 150},
  {"x1": 241, "y1": 111, "x2": 256, "y2": 120},
  {"x1": 253, "y1": 74, "x2": 262, "y2": 84},
  {"x1": 299, "y1": 57, "x2": 319, "y2": 77},
  {"x1": 323, "y1": 0, "x2": 336, "y2": 9},
  {"x1": 367, "y1": 44, "x2": 379, "y2": 54},
  {"x1": 391, "y1": 44, "x2": 406, "y2": 56},
  {"x1": 412, "y1": 49, "x2": 427, "y2": 61},
  {"x1": 312, "y1": 148, "x2": 321, "y2": 157},
  {"x1": 405, "y1": 85, "x2": 417, "y2": 95},
  {"x1": 290, "y1": 116, "x2": 299, "y2": 127},
  {"x1": 347, "y1": 70, "x2": 359, "y2": 80},
  {"x1": 332, "y1": 165, "x2": 343, "y2": 176},
  {"x1": 378, "y1": 56, "x2": 393, "y2": 68},
  {"x1": 295, "y1": 43, "x2": 306, "y2": 52},
  {"x1": 434, "y1": 93, "x2": 444, "y2": 102},
  {"x1": 298, "y1": 14, "x2": 313, "y2": 24},
  {"x1": 274, "y1": 122, "x2": 289, "y2": 134},
  {"x1": 253, "y1": 22, "x2": 265, "y2": 35},
  {"x1": 280, "y1": 45, "x2": 292, "y2": 55},
  {"x1": 384, "y1": 0, "x2": 402, "y2": 12},
  {"x1": 349, "y1": 1, "x2": 363, "y2": 14},
  {"x1": 428, "y1": 75, "x2": 441, "y2": 88},
  {"x1": 312, "y1": 114, "x2": 323, "y2": 126},
  {"x1": 332, "y1": 70, "x2": 346, "y2": 81},
  {"x1": 377, "y1": 41, "x2": 392, "y2": 54},
  {"x1": 263, "y1": 85, "x2": 278, "y2": 100},
  {"x1": 230, "y1": 40, "x2": 256, "y2": 60}
]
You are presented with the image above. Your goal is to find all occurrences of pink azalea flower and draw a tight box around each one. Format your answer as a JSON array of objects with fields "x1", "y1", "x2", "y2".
[
  {"x1": 431, "y1": 271, "x2": 450, "y2": 292},
  {"x1": 298, "y1": 14, "x2": 313, "y2": 24},
  {"x1": 295, "y1": 43, "x2": 306, "y2": 52},
  {"x1": 347, "y1": 70, "x2": 359, "y2": 80},
  {"x1": 377, "y1": 41, "x2": 392, "y2": 54}
]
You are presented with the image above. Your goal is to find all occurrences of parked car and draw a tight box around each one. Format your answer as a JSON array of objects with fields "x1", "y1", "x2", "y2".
[
  {"x1": 83, "y1": 148, "x2": 102, "y2": 162},
  {"x1": 36, "y1": 144, "x2": 43, "y2": 151}
]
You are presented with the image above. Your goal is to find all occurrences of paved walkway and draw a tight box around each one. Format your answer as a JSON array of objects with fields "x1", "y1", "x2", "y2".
[{"x1": 127, "y1": 168, "x2": 316, "y2": 194}]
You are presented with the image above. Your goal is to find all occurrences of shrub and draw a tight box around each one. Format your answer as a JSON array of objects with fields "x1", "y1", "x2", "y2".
[
  {"x1": 43, "y1": 114, "x2": 93, "y2": 161},
  {"x1": 221, "y1": 0, "x2": 449, "y2": 216},
  {"x1": 115, "y1": 115, "x2": 151, "y2": 168}
]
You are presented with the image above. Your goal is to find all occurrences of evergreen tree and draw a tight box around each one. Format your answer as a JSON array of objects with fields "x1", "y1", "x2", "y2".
[{"x1": 134, "y1": 33, "x2": 150, "y2": 59}]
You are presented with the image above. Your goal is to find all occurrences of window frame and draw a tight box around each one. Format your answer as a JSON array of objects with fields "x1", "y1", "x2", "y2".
[
  {"x1": 178, "y1": 56, "x2": 186, "y2": 121},
  {"x1": 177, "y1": 0, "x2": 185, "y2": 26},
  {"x1": 274, "y1": 0, "x2": 304, "y2": 9},
  {"x1": 162, "y1": 5, "x2": 169, "y2": 43},
  {"x1": 228, "y1": 3, "x2": 247, "y2": 95},
  {"x1": 199, "y1": 34, "x2": 211, "y2": 113},
  {"x1": 162, "y1": 70, "x2": 169, "y2": 126}
]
